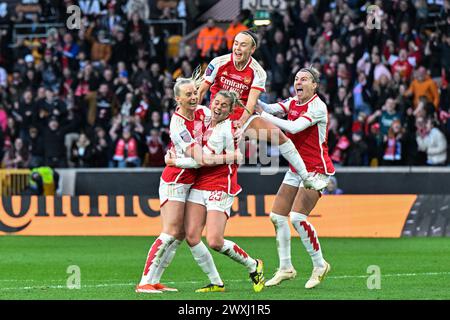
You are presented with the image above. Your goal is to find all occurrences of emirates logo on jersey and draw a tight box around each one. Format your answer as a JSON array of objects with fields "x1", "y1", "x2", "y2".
[{"x1": 220, "y1": 76, "x2": 249, "y2": 91}]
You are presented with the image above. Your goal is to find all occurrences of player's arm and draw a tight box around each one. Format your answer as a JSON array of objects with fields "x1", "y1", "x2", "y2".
[
  {"x1": 198, "y1": 59, "x2": 220, "y2": 105},
  {"x1": 198, "y1": 81, "x2": 211, "y2": 105},
  {"x1": 257, "y1": 98, "x2": 291, "y2": 116},
  {"x1": 165, "y1": 152, "x2": 200, "y2": 168},
  {"x1": 185, "y1": 143, "x2": 240, "y2": 166},
  {"x1": 260, "y1": 112, "x2": 312, "y2": 134},
  {"x1": 238, "y1": 88, "x2": 262, "y2": 124},
  {"x1": 260, "y1": 102, "x2": 326, "y2": 134}
]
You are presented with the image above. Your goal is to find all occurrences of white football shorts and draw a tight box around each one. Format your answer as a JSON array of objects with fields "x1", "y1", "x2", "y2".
[
  {"x1": 187, "y1": 188, "x2": 235, "y2": 218},
  {"x1": 282, "y1": 169, "x2": 331, "y2": 193},
  {"x1": 159, "y1": 180, "x2": 192, "y2": 206}
]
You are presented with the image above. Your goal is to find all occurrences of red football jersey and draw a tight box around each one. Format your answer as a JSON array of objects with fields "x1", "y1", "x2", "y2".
[
  {"x1": 161, "y1": 106, "x2": 210, "y2": 184},
  {"x1": 203, "y1": 53, "x2": 266, "y2": 120},
  {"x1": 278, "y1": 94, "x2": 335, "y2": 175},
  {"x1": 192, "y1": 119, "x2": 241, "y2": 195}
]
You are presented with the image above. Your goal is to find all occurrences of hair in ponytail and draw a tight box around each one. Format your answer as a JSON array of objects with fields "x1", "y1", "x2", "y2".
[
  {"x1": 173, "y1": 65, "x2": 203, "y2": 97},
  {"x1": 215, "y1": 90, "x2": 245, "y2": 112}
]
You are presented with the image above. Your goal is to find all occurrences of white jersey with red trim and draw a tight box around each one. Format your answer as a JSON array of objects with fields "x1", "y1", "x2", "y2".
[
  {"x1": 161, "y1": 105, "x2": 211, "y2": 184},
  {"x1": 192, "y1": 119, "x2": 241, "y2": 195},
  {"x1": 204, "y1": 53, "x2": 266, "y2": 109},
  {"x1": 278, "y1": 94, "x2": 335, "y2": 175}
]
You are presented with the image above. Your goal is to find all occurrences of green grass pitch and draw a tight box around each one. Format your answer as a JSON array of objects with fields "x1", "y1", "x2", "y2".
[{"x1": 1, "y1": 236, "x2": 450, "y2": 300}]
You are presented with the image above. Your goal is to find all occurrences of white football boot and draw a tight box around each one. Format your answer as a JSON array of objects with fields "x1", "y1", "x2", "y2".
[
  {"x1": 305, "y1": 261, "x2": 331, "y2": 289},
  {"x1": 265, "y1": 267, "x2": 297, "y2": 287}
]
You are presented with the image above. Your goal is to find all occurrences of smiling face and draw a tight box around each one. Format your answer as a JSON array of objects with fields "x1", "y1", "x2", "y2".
[
  {"x1": 175, "y1": 82, "x2": 198, "y2": 113},
  {"x1": 294, "y1": 71, "x2": 317, "y2": 102},
  {"x1": 232, "y1": 33, "x2": 256, "y2": 66},
  {"x1": 211, "y1": 94, "x2": 233, "y2": 122}
]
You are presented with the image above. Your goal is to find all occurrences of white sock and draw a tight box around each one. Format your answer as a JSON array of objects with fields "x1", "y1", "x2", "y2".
[
  {"x1": 270, "y1": 212, "x2": 293, "y2": 270},
  {"x1": 279, "y1": 140, "x2": 308, "y2": 179},
  {"x1": 139, "y1": 233, "x2": 175, "y2": 286},
  {"x1": 290, "y1": 212, "x2": 325, "y2": 268},
  {"x1": 151, "y1": 239, "x2": 181, "y2": 284},
  {"x1": 190, "y1": 241, "x2": 223, "y2": 286},
  {"x1": 218, "y1": 239, "x2": 257, "y2": 273}
]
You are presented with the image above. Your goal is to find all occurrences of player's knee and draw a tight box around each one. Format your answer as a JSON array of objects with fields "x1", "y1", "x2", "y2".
[
  {"x1": 206, "y1": 236, "x2": 224, "y2": 251},
  {"x1": 185, "y1": 232, "x2": 201, "y2": 247},
  {"x1": 163, "y1": 225, "x2": 184, "y2": 239},
  {"x1": 290, "y1": 212, "x2": 307, "y2": 225}
]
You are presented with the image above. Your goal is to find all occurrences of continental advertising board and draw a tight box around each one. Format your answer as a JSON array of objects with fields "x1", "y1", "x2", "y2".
[{"x1": 0, "y1": 195, "x2": 417, "y2": 237}]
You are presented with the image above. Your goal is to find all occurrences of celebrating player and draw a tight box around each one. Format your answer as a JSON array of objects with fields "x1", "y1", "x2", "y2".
[
  {"x1": 255, "y1": 66, "x2": 334, "y2": 289},
  {"x1": 135, "y1": 72, "x2": 241, "y2": 294},
  {"x1": 167, "y1": 90, "x2": 265, "y2": 293},
  {"x1": 197, "y1": 30, "x2": 327, "y2": 191}
]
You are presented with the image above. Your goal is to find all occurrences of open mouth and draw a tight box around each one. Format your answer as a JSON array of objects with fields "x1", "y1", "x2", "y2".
[
  {"x1": 234, "y1": 52, "x2": 242, "y2": 59},
  {"x1": 296, "y1": 87, "x2": 303, "y2": 93}
]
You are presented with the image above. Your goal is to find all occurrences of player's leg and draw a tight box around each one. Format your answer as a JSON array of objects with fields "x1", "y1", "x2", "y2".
[
  {"x1": 245, "y1": 117, "x2": 309, "y2": 179},
  {"x1": 185, "y1": 191, "x2": 224, "y2": 292},
  {"x1": 205, "y1": 194, "x2": 264, "y2": 292},
  {"x1": 290, "y1": 185, "x2": 330, "y2": 289},
  {"x1": 136, "y1": 200, "x2": 185, "y2": 293},
  {"x1": 265, "y1": 180, "x2": 299, "y2": 287}
]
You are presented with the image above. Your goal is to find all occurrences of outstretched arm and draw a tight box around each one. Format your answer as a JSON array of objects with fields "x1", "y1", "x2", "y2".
[{"x1": 260, "y1": 111, "x2": 312, "y2": 134}]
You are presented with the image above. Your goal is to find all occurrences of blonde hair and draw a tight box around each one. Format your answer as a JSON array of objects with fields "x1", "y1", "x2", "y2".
[
  {"x1": 173, "y1": 65, "x2": 203, "y2": 97},
  {"x1": 215, "y1": 90, "x2": 245, "y2": 112}
]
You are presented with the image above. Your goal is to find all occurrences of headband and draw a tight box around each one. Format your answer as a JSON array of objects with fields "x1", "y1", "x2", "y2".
[
  {"x1": 241, "y1": 31, "x2": 257, "y2": 47},
  {"x1": 302, "y1": 68, "x2": 319, "y2": 83}
]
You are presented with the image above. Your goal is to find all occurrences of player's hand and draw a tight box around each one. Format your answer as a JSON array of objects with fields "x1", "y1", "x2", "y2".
[
  {"x1": 164, "y1": 149, "x2": 176, "y2": 166},
  {"x1": 234, "y1": 149, "x2": 244, "y2": 164},
  {"x1": 233, "y1": 126, "x2": 244, "y2": 145},
  {"x1": 254, "y1": 104, "x2": 263, "y2": 115}
]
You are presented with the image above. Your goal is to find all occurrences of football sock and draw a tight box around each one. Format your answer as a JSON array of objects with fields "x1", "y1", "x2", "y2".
[
  {"x1": 190, "y1": 241, "x2": 224, "y2": 286},
  {"x1": 279, "y1": 140, "x2": 309, "y2": 180},
  {"x1": 151, "y1": 238, "x2": 181, "y2": 284},
  {"x1": 270, "y1": 212, "x2": 294, "y2": 270},
  {"x1": 290, "y1": 212, "x2": 325, "y2": 268},
  {"x1": 218, "y1": 239, "x2": 257, "y2": 273},
  {"x1": 139, "y1": 233, "x2": 175, "y2": 286}
]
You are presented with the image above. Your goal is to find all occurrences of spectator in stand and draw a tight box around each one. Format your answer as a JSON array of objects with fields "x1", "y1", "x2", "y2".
[
  {"x1": 368, "y1": 98, "x2": 402, "y2": 137},
  {"x1": 145, "y1": 128, "x2": 165, "y2": 167},
  {"x1": 91, "y1": 126, "x2": 112, "y2": 167},
  {"x1": 85, "y1": 22, "x2": 112, "y2": 65},
  {"x1": 112, "y1": 125, "x2": 141, "y2": 168},
  {"x1": 382, "y1": 120, "x2": 404, "y2": 165},
  {"x1": 345, "y1": 131, "x2": 368, "y2": 166},
  {"x1": 70, "y1": 132, "x2": 94, "y2": 168},
  {"x1": 225, "y1": 16, "x2": 248, "y2": 50},
  {"x1": 196, "y1": 18, "x2": 224, "y2": 58},
  {"x1": 416, "y1": 118, "x2": 448, "y2": 166},
  {"x1": 391, "y1": 48, "x2": 414, "y2": 82},
  {"x1": 2, "y1": 138, "x2": 30, "y2": 168},
  {"x1": 405, "y1": 66, "x2": 440, "y2": 110},
  {"x1": 322, "y1": 176, "x2": 344, "y2": 195},
  {"x1": 28, "y1": 125, "x2": 45, "y2": 168}
]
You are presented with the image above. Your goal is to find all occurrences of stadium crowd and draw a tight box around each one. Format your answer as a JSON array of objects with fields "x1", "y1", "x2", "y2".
[{"x1": 0, "y1": 0, "x2": 449, "y2": 169}]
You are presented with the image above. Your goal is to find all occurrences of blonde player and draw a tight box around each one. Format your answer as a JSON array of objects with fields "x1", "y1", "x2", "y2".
[
  {"x1": 135, "y1": 72, "x2": 240, "y2": 294},
  {"x1": 166, "y1": 90, "x2": 265, "y2": 293},
  {"x1": 198, "y1": 30, "x2": 327, "y2": 191},
  {"x1": 255, "y1": 67, "x2": 334, "y2": 289}
]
